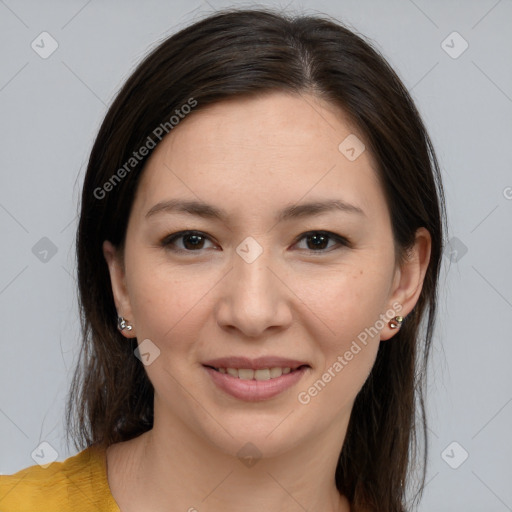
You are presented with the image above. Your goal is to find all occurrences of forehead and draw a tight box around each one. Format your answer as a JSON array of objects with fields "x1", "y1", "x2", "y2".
[
  {"x1": 160, "y1": 91, "x2": 365, "y2": 159},
  {"x1": 133, "y1": 91, "x2": 385, "y2": 222}
]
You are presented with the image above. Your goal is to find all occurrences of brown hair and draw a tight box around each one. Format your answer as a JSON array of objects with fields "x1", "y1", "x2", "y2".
[{"x1": 66, "y1": 7, "x2": 447, "y2": 512}]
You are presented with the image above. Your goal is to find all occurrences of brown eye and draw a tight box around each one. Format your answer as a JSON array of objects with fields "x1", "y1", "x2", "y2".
[
  {"x1": 305, "y1": 233, "x2": 330, "y2": 250},
  {"x1": 294, "y1": 231, "x2": 350, "y2": 252},
  {"x1": 161, "y1": 230, "x2": 350, "y2": 255},
  {"x1": 162, "y1": 231, "x2": 216, "y2": 252}
]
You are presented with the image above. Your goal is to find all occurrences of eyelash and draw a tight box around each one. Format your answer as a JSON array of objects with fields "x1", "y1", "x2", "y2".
[{"x1": 160, "y1": 230, "x2": 351, "y2": 255}]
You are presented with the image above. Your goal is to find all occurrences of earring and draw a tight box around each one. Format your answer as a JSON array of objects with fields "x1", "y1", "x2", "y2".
[
  {"x1": 388, "y1": 316, "x2": 404, "y2": 329},
  {"x1": 117, "y1": 315, "x2": 133, "y2": 331}
]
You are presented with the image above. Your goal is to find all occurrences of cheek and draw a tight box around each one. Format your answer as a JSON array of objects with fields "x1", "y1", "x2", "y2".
[
  {"x1": 295, "y1": 263, "x2": 391, "y2": 394},
  {"x1": 295, "y1": 280, "x2": 383, "y2": 416},
  {"x1": 126, "y1": 259, "x2": 218, "y2": 350},
  {"x1": 298, "y1": 262, "x2": 392, "y2": 336}
]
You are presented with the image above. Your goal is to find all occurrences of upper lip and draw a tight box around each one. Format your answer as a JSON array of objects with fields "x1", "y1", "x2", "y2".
[{"x1": 202, "y1": 356, "x2": 310, "y2": 370}]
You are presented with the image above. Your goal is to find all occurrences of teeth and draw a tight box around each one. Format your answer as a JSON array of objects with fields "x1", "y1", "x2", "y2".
[
  {"x1": 269, "y1": 367, "x2": 283, "y2": 378},
  {"x1": 238, "y1": 369, "x2": 254, "y2": 380},
  {"x1": 255, "y1": 369, "x2": 271, "y2": 380},
  {"x1": 220, "y1": 367, "x2": 294, "y2": 380}
]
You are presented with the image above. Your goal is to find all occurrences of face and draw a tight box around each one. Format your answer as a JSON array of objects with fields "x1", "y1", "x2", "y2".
[{"x1": 104, "y1": 91, "x2": 430, "y2": 458}]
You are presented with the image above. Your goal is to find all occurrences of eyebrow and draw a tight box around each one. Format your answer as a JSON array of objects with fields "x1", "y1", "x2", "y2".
[{"x1": 146, "y1": 198, "x2": 365, "y2": 223}]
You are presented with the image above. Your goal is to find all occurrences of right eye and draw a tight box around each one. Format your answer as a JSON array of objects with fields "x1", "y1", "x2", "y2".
[{"x1": 161, "y1": 230, "x2": 218, "y2": 253}]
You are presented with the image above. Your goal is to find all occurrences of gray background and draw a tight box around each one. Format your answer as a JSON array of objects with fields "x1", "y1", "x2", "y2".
[{"x1": 1, "y1": 0, "x2": 511, "y2": 510}]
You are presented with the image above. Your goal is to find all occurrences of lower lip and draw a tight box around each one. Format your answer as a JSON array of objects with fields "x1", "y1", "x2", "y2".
[{"x1": 203, "y1": 366, "x2": 308, "y2": 401}]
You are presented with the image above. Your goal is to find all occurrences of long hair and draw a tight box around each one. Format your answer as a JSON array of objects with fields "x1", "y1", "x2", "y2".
[{"x1": 66, "y1": 8, "x2": 447, "y2": 511}]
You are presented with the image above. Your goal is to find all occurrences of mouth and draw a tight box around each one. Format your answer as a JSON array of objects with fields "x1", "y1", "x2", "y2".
[
  {"x1": 203, "y1": 364, "x2": 309, "y2": 381},
  {"x1": 201, "y1": 357, "x2": 311, "y2": 401}
]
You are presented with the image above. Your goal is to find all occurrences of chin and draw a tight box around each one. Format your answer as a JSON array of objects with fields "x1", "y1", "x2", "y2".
[{"x1": 190, "y1": 406, "x2": 316, "y2": 461}]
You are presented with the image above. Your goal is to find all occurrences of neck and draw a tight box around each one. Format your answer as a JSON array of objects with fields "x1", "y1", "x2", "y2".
[{"x1": 113, "y1": 411, "x2": 352, "y2": 512}]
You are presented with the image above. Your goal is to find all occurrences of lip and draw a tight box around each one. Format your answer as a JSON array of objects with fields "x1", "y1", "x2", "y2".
[
  {"x1": 203, "y1": 366, "x2": 309, "y2": 401},
  {"x1": 202, "y1": 356, "x2": 309, "y2": 370},
  {"x1": 202, "y1": 357, "x2": 310, "y2": 402}
]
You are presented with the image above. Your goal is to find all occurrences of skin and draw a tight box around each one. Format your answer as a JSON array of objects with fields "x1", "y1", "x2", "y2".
[{"x1": 103, "y1": 91, "x2": 431, "y2": 512}]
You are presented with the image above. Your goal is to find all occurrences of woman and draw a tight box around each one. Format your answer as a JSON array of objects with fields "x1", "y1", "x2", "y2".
[{"x1": 0, "y1": 7, "x2": 446, "y2": 512}]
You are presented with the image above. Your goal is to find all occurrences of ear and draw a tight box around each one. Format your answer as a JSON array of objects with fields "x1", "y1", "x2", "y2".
[
  {"x1": 103, "y1": 240, "x2": 136, "y2": 338},
  {"x1": 380, "y1": 227, "x2": 432, "y2": 341}
]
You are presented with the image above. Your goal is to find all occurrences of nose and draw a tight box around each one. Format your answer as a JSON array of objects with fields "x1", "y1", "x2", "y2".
[{"x1": 215, "y1": 249, "x2": 293, "y2": 339}]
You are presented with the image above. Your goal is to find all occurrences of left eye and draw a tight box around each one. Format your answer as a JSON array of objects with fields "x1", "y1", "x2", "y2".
[
  {"x1": 294, "y1": 231, "x2": 348, "y2": 252},
  {"x1": 161, "y1": 230, "x2": 349, "y2": 253}
]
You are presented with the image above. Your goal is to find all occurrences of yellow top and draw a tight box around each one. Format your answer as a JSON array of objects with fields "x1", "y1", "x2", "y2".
[{"x1": 0, "y1": 444, "x2": 120, "y2": 512}]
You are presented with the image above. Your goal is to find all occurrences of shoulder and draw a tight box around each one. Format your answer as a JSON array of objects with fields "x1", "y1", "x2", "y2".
[{"x1": 0, "y1": 444, "x2": 119, "y2": 512}]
